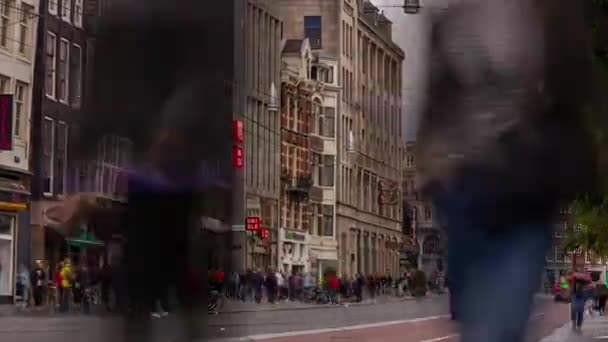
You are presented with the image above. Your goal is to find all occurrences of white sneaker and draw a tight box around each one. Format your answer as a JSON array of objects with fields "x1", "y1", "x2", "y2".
[
  {"x1": 160, "y1": 311, "x2": 169, "y2": 318},
  {"x1": 151, "y1": 313, "x2": 161, "y2": 319}
]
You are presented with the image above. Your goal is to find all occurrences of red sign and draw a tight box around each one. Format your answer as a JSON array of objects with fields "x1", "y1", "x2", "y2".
[
  {"x1": 232, "y1": 119, "x2": 244, "y2": 143},
  {"x1": 246, "y1": 216, "x2": 261, "y2": 232},
  {"x1": 0, "y1": 95, "x2": 13, "y2": 150},
  {"x1": 260, "y1": 227, "x2": 269, "y2": 240},
  {"x1": 232, "y1": 146, "x2": 243, "y2": 168}
]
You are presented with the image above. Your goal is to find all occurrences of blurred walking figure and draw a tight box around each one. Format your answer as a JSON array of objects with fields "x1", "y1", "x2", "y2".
[
  {"x1": 420, "y1": 1, "x2": 593, "y2": 341},
  {"x1": 597, "y1": 283, "x2": 607, "y2": 315},
  {"x1": 31, "y1": 261, "x2": 45, "y2": 308}
]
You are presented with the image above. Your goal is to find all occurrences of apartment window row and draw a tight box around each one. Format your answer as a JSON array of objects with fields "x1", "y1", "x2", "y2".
[
  {"x1": 42, "y1": 117, "x2": 68, "y2": 196},
  {"x1": 0, "y1": 75, "x2": 28, "y2": 139},
  {"x1": 49, "y1": 0, "x2": 83, "y2": 27},
  {"x1": 344, "y1": 166, "x2": 399, "y2": 220},
  {"x1": 45, "y1": 32, "x2": 82, "y2": 108},
  {"x1": 0, "y1": 0, "x2": 34, "y2": 57}
]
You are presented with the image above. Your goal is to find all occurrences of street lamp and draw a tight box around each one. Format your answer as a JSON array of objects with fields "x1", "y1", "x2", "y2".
[{"x1": 403, "y1": 0, "x2": 421, "y2": 14}]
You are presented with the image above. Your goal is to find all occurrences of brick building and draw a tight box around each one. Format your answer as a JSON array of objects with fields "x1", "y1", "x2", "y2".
[{"x1": 278, "y1": 38, "x2": 321, "y2": 273}]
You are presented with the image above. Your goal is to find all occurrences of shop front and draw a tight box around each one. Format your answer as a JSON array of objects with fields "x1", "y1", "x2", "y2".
[
  {"x1": 0, "y1": 183, "x2": 29, "y2": 304},
  {"x1": 278, "y1": 228, "x2": 309, "y2": 273},
  {"x1": 308, "y1": 239, "x2": 337, "y2": 283}
]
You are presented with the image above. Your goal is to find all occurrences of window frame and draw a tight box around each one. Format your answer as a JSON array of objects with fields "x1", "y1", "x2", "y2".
[
  {"x1": 56, "y1": 121, "x2": 68, "y2": 196},
  {"x1": 13, "y1": 81, "x2": 27, "y2": 139},
  {"x1": 73, "y1": 0, "x2": 83, "y2": 27},
  {"x1": 43, "y1": 116, "x2": 55, "y2": 197},
  {"x1": 17, "y1": 3, "x2": 32, "y2": 57},
  {"x1": 48, "y1": 0, "x2": 58, "y2": 15},
  {"x1": 304, "y1": 16, "x2": 322, "y2": 49},
  {"x1": 45, "y1": 31, "x2": 57, "y2": 99},
  {"x1": 0, "y1": 0, "x2": 13, "y2": 50},
  {"x1": 58, "y1": 38, "x2": 70, "y2": 103},
  {"x1": 61, "y1": 0, "x2": 71, "y2": 23},
  {"x1": 69, "y1": 43, "x2": 82, "y2": 107}
]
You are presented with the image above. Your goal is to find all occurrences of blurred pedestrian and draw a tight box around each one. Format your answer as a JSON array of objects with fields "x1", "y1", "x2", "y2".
[
  {"x1": 420, "y1": 0, "x2": 593, "y2": 341},
  {"x1": 31, "y1": 261, "x2": 45, "y2": 308}
]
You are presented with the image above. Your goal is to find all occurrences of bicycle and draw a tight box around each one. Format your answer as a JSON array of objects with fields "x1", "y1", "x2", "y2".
[{"x1": 208, "y1": 289, "x2": 225, "y2": 315}]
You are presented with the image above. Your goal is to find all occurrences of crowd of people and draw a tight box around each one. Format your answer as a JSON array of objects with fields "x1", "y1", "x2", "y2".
[{"x1": 209, "y1": 268, "x2": 446, "y2": 306}]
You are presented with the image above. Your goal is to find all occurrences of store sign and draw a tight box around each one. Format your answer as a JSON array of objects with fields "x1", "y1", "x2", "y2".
[
  {"x1": 284, "y1": 231, "x2": 306, "y2": 241},
  {"x1": 245, "y1": 216, "x2": 261, "y2": 232},
  {"x1": 260, "y1": 227, "x2": 269, "y2": 240},
  {"x1": 232, "y1": 146, "x2": 243, "y2": 168},
  {"x1": 232, "y1": 119, "x2": 244, "y2": 143},
  {"x1": 0, "y1": 95, "x2": 13, "y2": 150}
]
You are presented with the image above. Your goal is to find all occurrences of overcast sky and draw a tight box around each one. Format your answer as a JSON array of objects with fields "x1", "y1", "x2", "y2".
[{"x1": 373, "y1": 0, "x2": 439, "y2": 142}]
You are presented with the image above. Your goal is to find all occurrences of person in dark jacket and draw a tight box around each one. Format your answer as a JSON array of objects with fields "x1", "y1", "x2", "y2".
[
  {"x1": 30, "y1": 261, "x2": 46, "y2": 308},
  {"x1": 419, "y1": 1, "x2": 593, "y2": 342}
]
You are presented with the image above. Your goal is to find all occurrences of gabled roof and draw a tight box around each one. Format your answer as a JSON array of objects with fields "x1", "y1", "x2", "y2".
[{"x1": 283, "y1": 39, "x2": 304, "y2": 53}]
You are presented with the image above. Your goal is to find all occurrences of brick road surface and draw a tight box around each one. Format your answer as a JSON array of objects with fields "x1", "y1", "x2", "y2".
[{"x1": 226, "y1": 300, "x2": 569, "y2": 342}]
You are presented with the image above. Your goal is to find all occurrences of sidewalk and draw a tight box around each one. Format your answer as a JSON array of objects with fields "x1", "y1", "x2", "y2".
[
  {"x1": 540, "y1": 312, "x2": 608, "y2": 342},
  {"x1": 0, "y1": 294, "x2": 431, "y2": 317}
]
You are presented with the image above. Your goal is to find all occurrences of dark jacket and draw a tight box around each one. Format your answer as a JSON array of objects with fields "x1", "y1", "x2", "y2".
[{"x1": 418, "y1": 0, "x2": 594, "y2": 223}]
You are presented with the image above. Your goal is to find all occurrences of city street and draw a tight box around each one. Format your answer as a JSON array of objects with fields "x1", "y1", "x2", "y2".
[{"x1": 0, "y1": 296, "x2": 573, "y2": 342}]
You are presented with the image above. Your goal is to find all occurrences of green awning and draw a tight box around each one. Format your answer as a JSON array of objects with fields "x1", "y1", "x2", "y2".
[{"x1": 66, "y1": 228, "x2": 105, "y2": 248}]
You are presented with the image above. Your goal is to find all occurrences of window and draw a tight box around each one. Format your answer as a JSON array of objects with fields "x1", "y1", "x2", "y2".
[
  {"x1": 46, "y1": 32, "x2": 56, "y2": 98},
  {"x1": 58, "y1": 38, "x2": 69, "y2": 102},
  {"x1": 61, "y1": 0, "x2": 71, "y2": 22},
  {"x1": 424, "y1": 206, "x2": 432, "y2": 220},
  {"x1": 0, "y1": 0, "x2": 13, "y2": 49},
  {"x1": 555, "y1": 246, "x2": 564, "y2": 262},
  {"x1": 317, "y1": 204, "x2": 333, "y2": 237},
  {"x1": 43, "y1": 117, "x2": 55, "y2": 195},
  {"x1": 304, "y1": 16, "x2": 322, "y2": 49},
  {"x1": 321, "y1": 107, "x2": 335, "y2": 138},
  {"x1": 57, "y1": 122, "x2": 68, "y2": 195},
  {"x1": 18, "y1": 3, "x2": 32, "y2": 56},
  {"x1": 69, "y1": 44, "x2": 82, "y2": 107},
  {"x1": 314, "y1": 154, "x2": 334, "y2": 187},
  {"x1": 0, "y1": 75, "x2": 9, "y2": 93},
  {"x1": 73, "y1": 0, "x2": 82, "y2": 27},
  {"x1": 13, "y1": 82, "x2": 26, "y2": 138},
  {"x1": 49, "y1": 0, "x2": 57, "y2": 15}
]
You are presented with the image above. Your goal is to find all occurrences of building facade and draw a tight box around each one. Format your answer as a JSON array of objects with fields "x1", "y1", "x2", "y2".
[
  {"x1": 278, "y1": 38, "x2": 316, "y2": 273},
  {"x1": 235, "y1": 0, "x2": 283, "y2": 272},
  {"x1": 275, "y1": 0, "x2": 404, "y2": 278},
  {"x1": 543, "y1": 210, "x2": 607, "y2": 287},
  {"x1": 0, "y1": 0, "x2": 39, "y2": 303},
  {"x1": 402, "y1": 141, "x2": 445, "y2": 275},
  {"x1": 30, "y1": 0, "x2": 94, "y2": 273}
]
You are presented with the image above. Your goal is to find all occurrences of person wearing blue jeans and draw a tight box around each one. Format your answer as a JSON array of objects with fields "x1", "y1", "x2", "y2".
[
  {"x1": 433, "y1": 173, "x2": 552, "y2": 342},
  {"x1": 418, "y1": 1, "x2": 593, "y2": 341}
]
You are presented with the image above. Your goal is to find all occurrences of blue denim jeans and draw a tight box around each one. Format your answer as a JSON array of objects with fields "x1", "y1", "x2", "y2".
[{"x1": 434, "y1": 177, "x2": 552, "y2": 342}]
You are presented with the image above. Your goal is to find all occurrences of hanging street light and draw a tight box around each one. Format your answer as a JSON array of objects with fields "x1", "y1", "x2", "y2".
[{"x1": 403, "y1": 0, "x2": 421, "y2": 14}]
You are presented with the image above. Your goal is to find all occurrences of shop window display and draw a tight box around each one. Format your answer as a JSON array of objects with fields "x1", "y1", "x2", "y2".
[{"x1": 0, "y1": 215, "x2": 13, "y2": 296}]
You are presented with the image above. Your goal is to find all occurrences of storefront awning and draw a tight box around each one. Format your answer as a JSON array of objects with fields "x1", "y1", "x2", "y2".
[{"x1": 65, "y1": 228, "x2": 105, "y2": 248}]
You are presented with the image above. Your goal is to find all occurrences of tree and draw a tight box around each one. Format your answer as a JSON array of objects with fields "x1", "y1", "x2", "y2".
[
  {"x1": 565, "y1": 194, "x2": 608, "y2": 259},
  {"x1": 563, "y1": 1, "x2": 608, "y2": 257}
]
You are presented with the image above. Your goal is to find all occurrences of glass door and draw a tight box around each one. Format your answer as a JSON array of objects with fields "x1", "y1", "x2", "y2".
[{"x1": 0, "y1": 214, "x2": 14, "y2": 296}]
